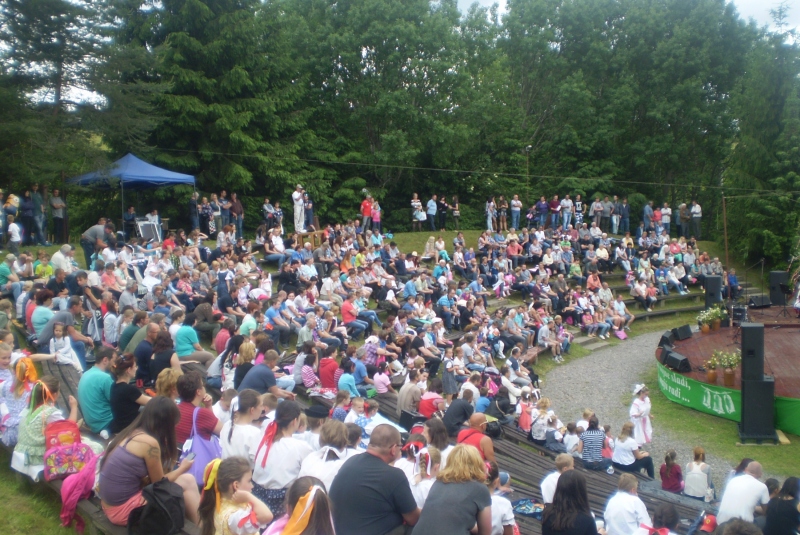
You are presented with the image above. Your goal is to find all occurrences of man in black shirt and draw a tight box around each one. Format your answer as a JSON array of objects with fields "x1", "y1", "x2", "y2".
[
  {"x1": 442, "y1": 389, "x2": 475, "y2": 436},
  {"x1": 330, "y1": 424, "x2": 420, "y2": 535},
  {"x1": 409, "y1": 329, "x2": 441, "y2": 376},
  {"x1": 46, "y1": 268, "x2": 69, "y2": 310}
]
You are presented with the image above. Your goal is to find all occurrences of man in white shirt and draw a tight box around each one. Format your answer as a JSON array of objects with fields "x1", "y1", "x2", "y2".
[
  {"x1": 541, "y1": 454, "x2": 574, "y2": 504},
  {"x1": 292, "y1": 184, "x2": 305, "y2": 233},
  {"x1": 716, "y1": 461, "x2": 770, "y2": 523},
  {"x1": 604, "y1": 474, "x2": 651, "y2": 535},
  {"x1": 690, "y1": 200, "x2": 702, "y2": 239},
  {"x1": 51, "y1": 244, "x2": 76, "y2": 274}
]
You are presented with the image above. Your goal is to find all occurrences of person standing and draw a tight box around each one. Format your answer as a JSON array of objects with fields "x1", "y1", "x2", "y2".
[
  {"x1": 661, "y1": 202, "x2": 672, "y2": 235},
  {"x1": 50, "y1": 189, "x2": 66, "y2": 243},
  {"x1": 427, "y1": 194, "x2": 438, "y2": 231},
  {"x1": 643, "y1": 201, "x2": 655, "y2": 233},
  {"x1": 361, "y1": 195, "x2": 373, "y2": 231},
  {"x1": 437, "y1": 195, "x2": 449, "y2": 231},
  {"x1": 679, "y1": 203, "x2": 691, "y2": 238},
  {"x1": 510, "y1": 194, "x2": 523, "y2": 231},
  {"x1": 292, "y1": 184, "x2": 305, "y2": 233},
  {"x1": 188, "y1": 191, "x2": 199, "y2": 231},
  {"x1": 629, "y1": 384, "x2": 652, "y2": 446},
  {"x1": 601, "y1": 196, "x2": 614, "y2": 233},
  {"x1": 229, "y1": 192, "x2": 243, "y2": 239},
  {"x1": 31, "y1": 183, "x2": 49, "y2": 246},
  {"x1": 560, "y1": 195, "x2": 574, "y2": 230},
  {"x1": 304, "y1": 192, "x2": 315, "y2": 230},
  {"x1": 618, "y1": 197, "x2": 630, "y2": 234},
  {"x1": 611, "y1": 195, "x2": 622, "y2": 235},
  {"x1": 80, "y1": 222, "x2": 114, "y2": 269},
  {"x1": 219, "y1": 190, "x2": 232, "y2": 227},
  {"x1": 691, "y1": 200, "x2": 702, "y2": 239}
]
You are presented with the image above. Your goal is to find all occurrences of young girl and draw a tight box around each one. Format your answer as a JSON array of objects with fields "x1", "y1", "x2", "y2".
[
  {"x1": 544, "y1": 415, "x2": 566, "y2": 453},
  {"x1": 0, "y1": 357, "x2": 37, "y2": 446},
  {"x1": 440, "y1": 347, "x2": 458, "y2": 404},
  {"x1": 12, "y1": 376, "x2": 80, "y2": 479},
  {"x1": 220, "y1": 389, "x2": 264, "y2": 468},
  {"x1": 410, "y1": 446, "x2": 441, "y2": 508},
  {"x1": 199, "y1": 457, "x2": 273, "y2": 535},
  {"x1": 660, "y1": 449, "x2": 684, "y2": 494},
  {"x1": 233, "y1": 341, "x2": 256, "y2": 391},
  {"x1": 330, "y1": 390, "x2": 350, "y2": 422},
  {"x1": 516, "y1": 387, "x2": 535, "y2": 434},
  {"x1": 581, "y1": 309, "x2": 597, "y2": 337},
  {"x1": 264, "y1": 476, "x2": 335, "y2": 535},
  {"x1": 486, "y1": 461, "x2": 517, "y2": 535},
  {"x1": 49, "y1": 323, "x2": 83, "y2": 373},
  {"x1": 372, "y1": 362, "x2": 396, "y2": 400},
  {"x1": 393, "y1": 434, "x2": 428, "y2": 483},
  {"x1": 602, "y1": 424, "x2": 615, "y2": 459}
]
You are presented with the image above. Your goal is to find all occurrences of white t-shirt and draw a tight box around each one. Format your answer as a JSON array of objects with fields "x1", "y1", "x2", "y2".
[
  {"x1": 563, "y1": 433, "x2": 580, "y2": 453},
  {"x1": 490, "y1": 494, "x2": 515, "y2": 535},
  {"x1": 393, "y1": 457, "x2": 416, "y2": 484},
  {"x1": 252, "y1": 437, "x2": 313, "y2": 489},
  {"x1": 691, "y1": 204, "x2": 702, "y2": 217},
  {"x1": 611, "y1": 437, "x2": 639, "y2": 466},
  {"x1": 292, "y1": 191, "x2": 304, "y2": 208},
  {"x1": 169, "y1": 323, "x2": 181, "y2": 343},
  {"x1": 541, "y1": 471, "x2": 560, "y2": 504},
  {"x1": 411, "y1": 478, "x2": 435, "y2": 509},
  {"x1": 716, "y1": 473, "x2": 770, "y2": 523},
  {"x1": 212, "y1": 400, "x2": 231, "y2": 425},
  {"x1": 8, "y1": 223, "x2": 20, "y2": 242},
  {"x1": 439, "y1": 444, "x2": 454, "y2": 470},
  {"x1": 604, "y1": 492, "x2": 651, "y2": 535},
  {"x1": 219, "y1": 421, "x2": 262, "y2": 467},
  {"x1": 298, "y1": 446, "x2": 349, "y2": 491}
]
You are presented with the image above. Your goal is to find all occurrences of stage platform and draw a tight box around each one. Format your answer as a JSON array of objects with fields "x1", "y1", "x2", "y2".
[{"x1": 655, "y1": 319, "x2": 800, "y2": 436}]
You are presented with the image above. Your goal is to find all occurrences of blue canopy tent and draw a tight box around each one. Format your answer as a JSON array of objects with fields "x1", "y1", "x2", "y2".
[{"x1": 69, "y1": 153, "x2": 195, "y2": 235}]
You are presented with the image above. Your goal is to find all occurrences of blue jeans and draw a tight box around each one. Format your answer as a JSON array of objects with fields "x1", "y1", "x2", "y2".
[
  {"x1": 320, "y1": 336, "x2": 341, "y2": 350},
  {"x1": 550, "y1": 213, "x2": 559, "y2": 229},
  {"x1": 207, "y1": 376, "x2": 222, "y2": 389},
  {"x1": 234, "y1": 214, "x2": 243, "y2": 239},
  {"x1": 511, "y1": 210, "x2": 520, "y2": 230},
  {"x1": 345, "y1": 320, "x2": 368, "y2": 340},
  {"x1": 276, "y1": 375, "x2": 296, "y2": 392},
  {"x1": 562, "y1": 212, "x2": 572, "y2": 230},
  {"x1": 439, "y1": 309, "x2": 453, "y2": 330},
  {"x1": 264, "y1": 253, "x2": 286, "y2": 266},
  {"x1": 191, "y1": 214, "x2": 200, "y2": 231},
  {"x1": 428, "y1": 214, "x2": 436, "y2": 230},
  {"x1": 72, "y1": 341, "x2": 88, "y2": 371},
  {"x1": 34, "y1": 213, "x2": 47, "y2": 244},
  {"x1": 221, "y1": 212, "x2": 230, "y2": 227},
  {"x1": 486, "y1": 215, "x2": 493, "y2": 232},
  {"x1": 539, "y1": 213, "x2": 548, "y2": 228},
  {"x1": 620, "y1": 217, "x2": 630, "y2": 234},
  {"x1": 5, "y1": 281, "x2": 22, "y2": 301},
  {"x1": 358, "y1": 310, "x2": 381, "y2": 328}
]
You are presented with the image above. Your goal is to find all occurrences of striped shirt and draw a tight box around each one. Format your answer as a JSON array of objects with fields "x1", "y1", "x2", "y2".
[{"x1": 580, "y1": 429, "x2": 606, "y2": 463}]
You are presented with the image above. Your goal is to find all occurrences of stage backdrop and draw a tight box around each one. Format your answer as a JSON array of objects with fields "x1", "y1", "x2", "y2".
[{"x1": 657, "y1": 363, "x2": 800, "y2": 436}]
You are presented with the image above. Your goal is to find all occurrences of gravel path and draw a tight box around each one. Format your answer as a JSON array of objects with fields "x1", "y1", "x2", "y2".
[{"x1": 542, "y1": 330, "x2": 735, "y2": 491}]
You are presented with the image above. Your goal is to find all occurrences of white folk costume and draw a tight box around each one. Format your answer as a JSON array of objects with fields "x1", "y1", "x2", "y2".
[{"x1": 629, "y1": 384, "x2": 652, "y2": 446}]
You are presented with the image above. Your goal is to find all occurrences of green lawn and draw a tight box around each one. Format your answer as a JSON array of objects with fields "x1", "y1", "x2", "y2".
[{"x1": 641, "y1": 366, "x2": 800, "y2": 478}]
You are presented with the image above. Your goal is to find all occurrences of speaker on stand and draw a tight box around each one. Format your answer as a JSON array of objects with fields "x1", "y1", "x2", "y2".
[
  {"x1": 738, "y1": 322, "x2": 777, "y2": 443},
  {"x1": 705, "y1": 276, "x2": 722, "y2": 309},
  {"x1": 769, "y1": 271, "x2": 789, "y2": 306}
]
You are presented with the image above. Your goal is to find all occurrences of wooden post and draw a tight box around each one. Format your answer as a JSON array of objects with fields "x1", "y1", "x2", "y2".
[{"x1": 722, "y1": 195, "x2": 730, "y2": 269}]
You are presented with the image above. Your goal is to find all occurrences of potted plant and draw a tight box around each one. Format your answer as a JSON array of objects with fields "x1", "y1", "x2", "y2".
[
  {"x1": 714, "y1": 349, "x2": 741, "y2": 388},
  {"x1": 696, "y1": 309, "x2": 712, "y2": 333},
  {"x1": 703, "y1": 355, "x2": 718, "y2": 385},
  {"x1": 710, "y1": 306, "x2": 728, "y2": 331}
]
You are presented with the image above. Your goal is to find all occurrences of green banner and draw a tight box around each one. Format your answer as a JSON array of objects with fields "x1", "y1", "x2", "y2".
[
  {"x1": 657, "y1": 363, "x2": 800, "y2": 437},
  {"x1": 657, "y1": 364, "x2": 741, "y2": 421}
]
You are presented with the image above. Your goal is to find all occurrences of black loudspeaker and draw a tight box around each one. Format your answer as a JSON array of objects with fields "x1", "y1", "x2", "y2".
[
  {"x1": 659, "y1": 331, "x2": 675, "y2": 348},
  {"x1": 399, "y1": 409, "x2": 426, "y2": 431},
  {"x1": 740, "y1": 377, "x2": 775, "y2": 438},
  {"x1": 705, "y1": 276, "x2": 723, "y2": 309},
  {"x1": 740, "y1": 323, "x2": 765, "y2": 381},
  {"x1": 732, "y1": 306, "x2": 747, "y2": 323},
  {"x1": 671, "y1": 324, "x2": 693, "y2": 341},
  {"x1": 769, "y1": 271, "x2": 789, "y2": 306},
  {"x1": 748, "y1": 295, "x2": 772, "y2": 308},
  {"x1": 663, "y1": 348, "x2": 691, "y2": 372},
  {"x1": 659, "y1": 344, "x2": 673, "y2": 365}
]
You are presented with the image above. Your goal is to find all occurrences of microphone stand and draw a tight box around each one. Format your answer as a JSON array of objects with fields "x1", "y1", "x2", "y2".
[{"x1": 742, "y1": 257, "x2": 764, "y2": 307}]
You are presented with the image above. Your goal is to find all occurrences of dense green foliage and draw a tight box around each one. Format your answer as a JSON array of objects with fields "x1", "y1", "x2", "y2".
[{"x1": 0, "y1": 0, "x2": 798, "y2": 264}]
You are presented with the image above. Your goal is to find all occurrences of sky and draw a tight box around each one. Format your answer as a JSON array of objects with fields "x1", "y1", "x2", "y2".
[{"x1": 455, "y1": 0, "x2": 799, "y2": 31}]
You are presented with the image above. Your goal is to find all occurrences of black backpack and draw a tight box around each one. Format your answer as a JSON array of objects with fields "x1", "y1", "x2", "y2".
[{"x1": 128, "y1": 479, "x2": 186, "y2": 535}]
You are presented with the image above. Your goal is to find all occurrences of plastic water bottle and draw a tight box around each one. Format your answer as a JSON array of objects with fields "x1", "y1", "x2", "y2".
[{"x1": 606, "y1": 465, "x2": 615, "y2": 475}]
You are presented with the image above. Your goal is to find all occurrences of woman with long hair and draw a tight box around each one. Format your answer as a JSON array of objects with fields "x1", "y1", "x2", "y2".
[
  {"x1": 109, "y1": 353, "x2": 151, "y2": 433},
  {"x1": 611, "y1": 421, "x2": 654, "y2": 478},
  {"x1": 763, "y1": 476, "x2": 800, "y2": 535},
  {"x1": 149, "y1": 330, "x2": 182, "y2": 382},
  {"x1": 252, "y1": 400, "x2": 313, "y2": 515},
  {"x1": 423, "y1": 417, "x2": 454, "y2": 469},
  {"x1": 264, "y1": 476, "x2": 335, "y2": 535},
  {"x1": 541, "y1": 470, "x2": 597, "y2": 535},
  {"x1": 413, "y1": 444, "x2": 492, "y2": 534},
  {"x1": 98, "y1": 396, "x2": 200, "y2": 526}
]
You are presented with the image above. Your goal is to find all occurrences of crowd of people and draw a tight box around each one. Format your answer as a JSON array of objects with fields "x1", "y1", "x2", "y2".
[{"x1": 0, "y1": 185, "x2": 790, "y2": 535}]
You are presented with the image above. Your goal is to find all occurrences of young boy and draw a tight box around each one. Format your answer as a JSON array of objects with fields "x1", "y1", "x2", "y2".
[
  {"x1": 34, "y1": 254, "x2": 53, "y2": 279},
  {"x1": 6, "y1": 216, "x2": 20, "y2": 255},
  {"x1": 563, "y1": 422, "x2": 581, "y2": 458},
  {"x1": 344, "y1": 396, "x2": 365, "y2": 424},
  {"x1": 475, "y1": 386, "x2": 491, "y2": 413},
  {"x1": 212, "y1": 388, "x2": 237, "y2": 425}
]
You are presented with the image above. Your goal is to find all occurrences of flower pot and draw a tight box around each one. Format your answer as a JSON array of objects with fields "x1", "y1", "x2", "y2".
[
  {"x1": 700, "y1": 323, "x2": 711, "y2": 334},
  {"x1": 723, "y1": 367, "x2": 735, "y2": 387},
  {"x1": 706, "y1": 369, "x2": 717, "y2": 385},
  {"x1": 712, "y1": 319, "x2": 721, "y2": 331}
]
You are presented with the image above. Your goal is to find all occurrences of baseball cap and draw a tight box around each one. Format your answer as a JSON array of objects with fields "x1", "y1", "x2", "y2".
[{"x1": 699, "y1": 515, "x2": 717, "y2": 533}]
